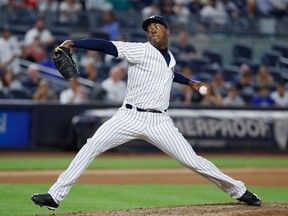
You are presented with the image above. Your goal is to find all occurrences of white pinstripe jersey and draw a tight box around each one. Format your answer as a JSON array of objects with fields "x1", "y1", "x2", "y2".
[{"x1": 112, "y1": 41, "x2": 176, "y2": 111}]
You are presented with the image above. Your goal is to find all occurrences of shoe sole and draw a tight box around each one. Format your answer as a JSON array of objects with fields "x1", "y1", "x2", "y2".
[{"x1": 31, "y1": 195, "x2": 58, "y2": 210}]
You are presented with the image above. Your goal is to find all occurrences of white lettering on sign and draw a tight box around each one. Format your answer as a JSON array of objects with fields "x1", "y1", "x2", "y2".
[{"x1": 174, "y1": 118, "x2": 270, "y2": 138}]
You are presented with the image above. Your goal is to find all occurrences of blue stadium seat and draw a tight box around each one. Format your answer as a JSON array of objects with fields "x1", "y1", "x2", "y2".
[
  {"x1": 261, "y1": 50, "x2": 281, "y2": 67},
  {"x1": 202, "y1": 49, "x2": 223, "y2": 67},
  {"x1": 232, "y1": 43, "x2": 253, "y2": 61},
  {"x1": 222, "y1": 65, "x2": 239, "y2": 81},
  {"x1": 271, "y1": 44, "x2": 288, "y2": 58}
]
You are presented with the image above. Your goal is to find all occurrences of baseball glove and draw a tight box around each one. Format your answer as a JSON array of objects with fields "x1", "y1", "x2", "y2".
[{"x1": 53, "y1": 46, "x2": 78, "y2": 80}]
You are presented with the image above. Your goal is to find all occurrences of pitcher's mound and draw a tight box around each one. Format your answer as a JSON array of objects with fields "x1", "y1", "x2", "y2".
[{"x1": 47, "y1": 202, "x2": 287, "y2": 216}]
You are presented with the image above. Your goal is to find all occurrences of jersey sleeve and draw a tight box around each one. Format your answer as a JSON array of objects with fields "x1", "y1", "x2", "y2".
[{"x1": 112, "y1": 41, "x2": 145, "y2": 64}]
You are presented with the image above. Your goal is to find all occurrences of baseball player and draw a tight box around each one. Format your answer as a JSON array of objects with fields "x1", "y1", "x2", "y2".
[{"x1": 31, "y1": 15, "x2": 261, "y2": 210}]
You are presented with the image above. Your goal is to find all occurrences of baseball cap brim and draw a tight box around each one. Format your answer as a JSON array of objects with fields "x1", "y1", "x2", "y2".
[{"x1": 142, "y1": 15, "x2": 168, "y2": 31}]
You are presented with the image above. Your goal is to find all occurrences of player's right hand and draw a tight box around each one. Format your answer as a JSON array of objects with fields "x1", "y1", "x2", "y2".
[{"x1": 60, "y1": 40, "x2": 74, "y2": 49}]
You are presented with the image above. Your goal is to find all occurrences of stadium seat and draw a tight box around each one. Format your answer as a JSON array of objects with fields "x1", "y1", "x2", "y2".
[
  {"x1": 271, "y1": 44, "x2": 288, "y2": 58},
  {"x1": 222, "y1": 65, "x2": 240, "y2": 81},
  {"x1": 51, "y1": 26, "x2": 71, "y2": 45},
  {"x1": 129, "y1": 30, "x2": 147, "y2": 43},
  {"x1": 232, "y1": 43, "x2": 253, "y2": 61},
  {"x1": 261, "y1": 50, "x2": 282, "y2": 67},
  {"x1": 202, "y1": 49, "x2": 223, "y2": 67},
  {"x1": 268, "y1": 67, "x2": 284, "y2": 81},
  {"x1": 7, "y1": 89, "x2": 29, "y2": 99},
  {"x1": 90, "y1": 30, "x2": 110, "y2": 40},
  {"x1": 188, "y1": 57, "x2": 210, "y2": 73},
  {"x1": 9, "y1": 24, "x2": 31, "y2": 41},
  {"x1": 0, "y1": 90, "x2": 5, "y2": 99}
]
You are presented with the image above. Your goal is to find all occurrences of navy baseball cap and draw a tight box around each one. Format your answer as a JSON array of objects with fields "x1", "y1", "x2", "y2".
[{"x1": 142, "y1": 15, "x2": 169, "y2": 31}]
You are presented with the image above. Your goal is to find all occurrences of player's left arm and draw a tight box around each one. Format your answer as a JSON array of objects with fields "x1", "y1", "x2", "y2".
[
  {"x1": 59, "y1": 39, "x2": 118, "y2": 57},
  {"x1": 173, "y1": 72, "x2": 214, "y2": 95}
]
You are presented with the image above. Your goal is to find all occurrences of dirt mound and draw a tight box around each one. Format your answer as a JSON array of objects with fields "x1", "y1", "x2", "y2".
[{"x1": 45, "y1": 202, "x2": 287, "y2": 216}]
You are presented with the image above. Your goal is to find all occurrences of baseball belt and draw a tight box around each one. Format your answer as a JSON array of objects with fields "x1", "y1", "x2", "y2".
[{"x1": 125, "y1": 103, "x2": 166, "y2": 114}]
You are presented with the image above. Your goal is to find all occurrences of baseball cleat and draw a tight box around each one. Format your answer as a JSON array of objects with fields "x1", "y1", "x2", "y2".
[
  {"x1": 238, "y1": 190, "x2": 262, "y2": 206},
  {"x1": 31, "y1": 193, "x2": 59, "y2": 210}
]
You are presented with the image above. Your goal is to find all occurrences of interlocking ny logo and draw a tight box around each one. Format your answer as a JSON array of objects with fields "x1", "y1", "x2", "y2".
[{"x1": 274, "y1": 119, "x2": 288, "y2": 151}]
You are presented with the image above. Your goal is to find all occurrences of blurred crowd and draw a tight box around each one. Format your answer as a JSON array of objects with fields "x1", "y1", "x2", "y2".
[{"x1": 0, "y1": 0, "x2": 288, "y2": 108}]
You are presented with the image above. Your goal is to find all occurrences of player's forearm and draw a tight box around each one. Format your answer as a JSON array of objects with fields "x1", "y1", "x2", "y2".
[
  {"x1": 72, "y1": 39, "x2": 118, "y2": 57},
  {"x1": 173, "y1": 72, "x2": 190, "y2": 85}
]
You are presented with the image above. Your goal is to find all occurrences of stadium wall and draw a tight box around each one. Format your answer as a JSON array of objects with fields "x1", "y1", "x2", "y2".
[{"x1": 0, "y1": 102, "x2": 287, "y2": 153}]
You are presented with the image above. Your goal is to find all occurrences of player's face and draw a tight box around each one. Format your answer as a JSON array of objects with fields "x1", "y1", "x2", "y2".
[{"x1": 147, "y1": 23, "x2": 169, "y2": 49}]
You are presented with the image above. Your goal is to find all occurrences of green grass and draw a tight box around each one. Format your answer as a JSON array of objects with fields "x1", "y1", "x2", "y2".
[
  {"x1": 0, "y1": 156, "x2": 288, "y2": 170},
  {"x1": 0, "y1": 156, "x2": 287, "y2": 215},
  {"x1": 1, "y1": 184, "x2": 287, "y2": 216}
]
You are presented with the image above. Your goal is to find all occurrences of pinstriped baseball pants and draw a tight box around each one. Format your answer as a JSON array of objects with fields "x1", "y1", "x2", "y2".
[{"x1": 49, "y1": 107, "x2": 246, "y2": 204}]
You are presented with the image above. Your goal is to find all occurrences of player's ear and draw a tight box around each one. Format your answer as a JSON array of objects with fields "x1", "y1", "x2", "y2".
[{"x1": 166, "y1": 29, "x2": 170, "y2": 36}]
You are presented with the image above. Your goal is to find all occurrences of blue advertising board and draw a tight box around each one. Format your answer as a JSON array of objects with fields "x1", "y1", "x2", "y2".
[{"x1": 0, "y1": 111, "x2": 31, "y2": 148}]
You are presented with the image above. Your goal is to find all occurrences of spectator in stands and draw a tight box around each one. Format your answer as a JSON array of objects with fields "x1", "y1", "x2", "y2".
[
  {"x1": 22, "y1": 63, "x2": 42, "y2": 97},
  {"x1": 255, "y1": 65, "x2": 274, "y2": 87},
  {"x1": 219, "y1": 0, "x2": 240, "y2": 18},
  {"x1": 101, "y1": 64, "x2": 127, "y2": 104},
  {"x1": 158, "y1": 0, "x2": 175, "y2": 17},
  {"x1": 250, "y1": 86, "x2": 275, "y2": 107},
  {"x1": 24, "y1": 17, "x2": 55, "y2": 48},
  {"x1": 102, "y1": 11, "x2": 120, "y2": 41},
  {"x1": 58, "y1": 0, "x2": 82, "y2": 24},
  {"x1": 256, "y1": 0, "x2": 274, "y2": 17},
  {"x1": 172, "y1": 0, "x2": 191, "y2": 25},
  {"x1": 85, "y1": 0, "x2": 113, "y2": 11},
  {"x1": 80, "y1": 50, "x2": 103, "y2": 68},
  {"x1": 210, "y1": 72, "x2": 230, "y2": 97},
  {"x1": 33, "y1": 79, "x2": 57, "y2": 102},
  {"x1": 200, "y1": 0, "x2": 228, "y2": 27},
  {"x1": 141, "y1": 1, "x2": 160, "y2": 20},
  {"x1": 0, "y1": 25, "x2": 22, "y2": 75},
  {"x1": 270, "y1": 0, "x2": 288, "y2": 18},
  {"x1": 23, "y1": 0, "x2": 38, "y2": 9},
  {"x1": 79, "y1": 50, "x2": 102, "y2": 81},
  {"x1": 0, "y1": 0, "x2": 21, "y2": 10},
  {"x1": 200, "y1": 92, "x2": 223, "y2": 106},
  {"x1": 59, "y1": 78, "x2": 88, "y2": 104},
  {"x1": 222, "y1": 86, "x2": 246, "y2": 107},
  {"x1": 24, "y1": 37, "x2": 47, "y2": 63},
  {"x1": 129, "y1": 0, "x2": 154, "y2": 12},
  {"x1": 38, "y1": 0, "x2": 59, "y2": 18},
  {"x1": 39, "y1": 51, "x2": 57, "y2": 70},
  {"x1": 187, "y1": 0, "x2": 204, "y2": 16},
  {"x1": 245, "y1": 0, "x2": 257, "y2": 17},
  {"x1": 270, "y1": 82, "x2": 288, "y2": 108},
  {"x1": 235, "y1": 71, "x2": 256, "y2": 96},
  {"x1": 0, "y1": 68, "x2": 23, "y2": 97},
  {"x1": 82, "y1": 62, "x2": 99, "y2": 82},
  {"x1": 170, "y1": 31, "x2": 198, "y2": 61}
]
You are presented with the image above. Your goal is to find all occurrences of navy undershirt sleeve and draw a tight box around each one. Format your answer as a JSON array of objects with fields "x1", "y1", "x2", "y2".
[
  {"x1": 72, "y1": 38, "x2": 118, "y2": 57},
  {"x1": 173, "y1": 72, "x2": 190, "y2": 85}
]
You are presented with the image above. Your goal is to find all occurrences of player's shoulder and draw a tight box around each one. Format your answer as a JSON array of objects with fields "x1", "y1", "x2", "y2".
[{"x1": 112, "y1": 41, "x2": 148, "y2": 51}]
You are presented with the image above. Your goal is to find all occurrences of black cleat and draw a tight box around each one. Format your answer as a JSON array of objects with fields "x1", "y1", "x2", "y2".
[
  {"x1": 31, "y1": 193, "x2": 59, "y2": 210},
  {"x1": 238, "y1": 190, "x2": 262, "y2": 206}
]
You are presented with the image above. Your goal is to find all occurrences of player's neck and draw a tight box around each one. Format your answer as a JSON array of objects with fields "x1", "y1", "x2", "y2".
[{"x1": 156, "y1": 47, "x2": 168, "y2": 53}]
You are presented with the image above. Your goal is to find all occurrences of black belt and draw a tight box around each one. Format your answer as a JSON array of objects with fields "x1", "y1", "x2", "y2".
[{"x1": 125, "y1": 104, "x2": 166, "y2": 114}]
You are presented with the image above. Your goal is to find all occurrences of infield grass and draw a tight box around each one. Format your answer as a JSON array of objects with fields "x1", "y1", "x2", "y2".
[
  {"x1": 1, "y1": 155, "x2": 287, "y2": 215},
  {"x1": 0, "y1": 156, "x2": 288, "y2": 170},
  {"x1": 1, "y1": 184, "x2": 288, "y2": 216}
]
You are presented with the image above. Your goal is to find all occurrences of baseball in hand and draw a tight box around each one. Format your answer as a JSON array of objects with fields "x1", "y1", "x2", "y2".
[{"x1": 199, "y1": 86, "x2": 208, "y2": 95}]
